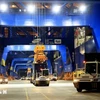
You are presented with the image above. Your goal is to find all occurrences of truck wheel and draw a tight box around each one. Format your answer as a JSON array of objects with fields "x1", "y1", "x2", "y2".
[
  {"x1": 35, "y1": 84, "x2": 38, "y2": 86},
  {"x1": 35, "y1": 84, "x2": 37, "y2": 86},
  {"x1": 77, "y1": 88, "x2": 82, "y2": 92},
  {"x1": 35, "y1": 82, "x2": 38, "y2": 86},
  {"x1": 30, "y1": 80, "x2": 32, "y2": 83},
  {"x1": 97, "y1": 89, "x2": 100, "y2": 92},
  {"x1": 54, "y1": 79, "x2": 57, "y2": 81},
  {"x1": 46, "y1": 84, "x2": 49, "y2": 86},
  {"x1": 86, "y1": 88, "x2": 91, "y2": 91}
]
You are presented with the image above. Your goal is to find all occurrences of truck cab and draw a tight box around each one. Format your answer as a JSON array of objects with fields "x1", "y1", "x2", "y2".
[
  {"x1": 34, "y1": 69, "x2": 50, "y2": 86},
  {"x1": 73, "y1": 61, "x2": 100, "y2": 92},
  {"x1": 31, "y1": 63, "x2": 50, "y2": 86}
]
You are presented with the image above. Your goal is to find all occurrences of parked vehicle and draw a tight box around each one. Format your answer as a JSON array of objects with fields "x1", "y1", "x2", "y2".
[
  {"x1": 0, "y1": 77, "x2": 8, "y2": 84},
  {"x1": 73, "y1": 61, "x2": 100, "y2": 92},
  {"x1": 50, "y1": 73, "x2": 57, "y2": 81}
]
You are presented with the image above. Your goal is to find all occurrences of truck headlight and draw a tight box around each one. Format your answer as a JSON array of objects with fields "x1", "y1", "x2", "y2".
[
  {"x1": 46, "y1": 78, "x2": 50, "y2": 81},
  {"x1": 5, "y1": 79, "x2": 8, "y2": 81},
  {"x1": 0, "y1": 79, "x2": 3, "y2": 82},
  {"x1": 73, "y1": 79, "x2": 80, "y2": 82},
  {"x1": 36, "y1": 79, "x2": 40, "y2": 81},
  {"x1": 90, "y1": 79, "x2": 93, "y2": 81}
]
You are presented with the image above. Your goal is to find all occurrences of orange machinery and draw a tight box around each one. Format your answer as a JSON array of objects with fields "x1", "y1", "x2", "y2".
[{"x1": 34, "y1": 45, "x2": 47, "y2": 63}]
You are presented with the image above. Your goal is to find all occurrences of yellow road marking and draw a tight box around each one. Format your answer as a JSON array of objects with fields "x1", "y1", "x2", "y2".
[
  {"x1": 40, "y1": 92, "x2": 51, "y2": 100},
  {"x1": 25, "y1": 88, "x2": 29, "y2": 100},
  {"x1": 32, "y1": 88, "x2": 50, "y2": 100}
]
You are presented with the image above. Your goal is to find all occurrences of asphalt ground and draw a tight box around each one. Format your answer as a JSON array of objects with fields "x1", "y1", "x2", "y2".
[{"x1": 0, "y1": 80, "x2": 100, "y2": 100}]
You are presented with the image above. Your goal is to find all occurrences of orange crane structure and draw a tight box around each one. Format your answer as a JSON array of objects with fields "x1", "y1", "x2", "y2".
[{"x1": 34, "y1": 45, "x2": 47, "y2": 63}]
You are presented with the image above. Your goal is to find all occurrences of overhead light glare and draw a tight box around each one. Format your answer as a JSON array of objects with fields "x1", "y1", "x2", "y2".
[
  {"x1": 52, "y1": 5, "x2": 61, "y2": 14},
  {"x1": 11, "y1": 4, "x2": 17, "y2": 8},
  {"x1": 44, "y1": 20, "x2": 54, "y2": 26},
  {"x1": 27, "y1": 4, "x2": 36, "y2": 13},
  {"x1": 0, "y1": 3, "x2": 8, "y2": 12},
  {"x1": 19, "y1": 9, "x2": 21, "y2": 12},
  {"x1": 24, "y1": 9, "x2": 26, "y2": 12},
  {"x1": 79, "y1": 4, "x2": 87, "y2": 13}
]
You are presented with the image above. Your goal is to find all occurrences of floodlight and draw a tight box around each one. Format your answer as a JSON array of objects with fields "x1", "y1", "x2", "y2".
[
  {"x1": 24, "y1": 45, "x2": 30, "y2": 50},
  {"x1": 44, "y1": 21, "x2": 54, "y2": 26},
  {"x1": 79, "y1": 4, "x2": 87, "y2": 13},
  {"x1": 24, "y1": 9, "x2": 26, "y2": 12},
  {"x1": 52, "y1": 5, "x2": 61, "y2": 14},
  {"x1": 27, "y1": 4, "x2": 36, "y2": 13},
  {"x1": 19, "y1": 9, "x2": 21, "y2": 12},
  {"x1": 0, "y1": 3, "x2": 8, "y2": 12}
]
